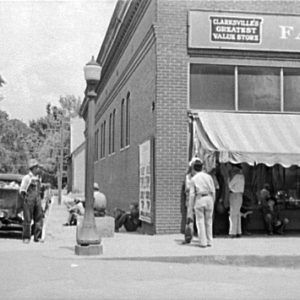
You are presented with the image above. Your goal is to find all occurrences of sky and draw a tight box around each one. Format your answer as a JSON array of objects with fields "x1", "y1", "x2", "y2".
[{"x1": 0, "y1": 0, "x2": 118, "y2": 124}]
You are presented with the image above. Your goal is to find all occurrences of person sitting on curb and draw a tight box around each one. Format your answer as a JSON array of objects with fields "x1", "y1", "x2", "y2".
[
  {"x1": 262, "y1": 197, "x2": 289, "y2": 235},
  {"x1": 63, "y1": 198, "x2": 85, "y2": 226},
  {"x1": 114, "y1": 202, "x2": 141, "y2": 232}
]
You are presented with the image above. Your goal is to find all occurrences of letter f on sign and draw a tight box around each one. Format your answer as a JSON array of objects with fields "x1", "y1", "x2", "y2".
[{"x1": 279, "y1": 25, "x2": 294, "y2": 39}]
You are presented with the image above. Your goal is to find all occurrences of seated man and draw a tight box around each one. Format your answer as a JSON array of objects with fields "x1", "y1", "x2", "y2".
[
  {"x1": 63, "y1": 198, "x2": 85, "y2": 226},
  {"x1": 262, "y1": 198, "x2": 289, "y2": 235},
  {"x1": 93, "y1": 182, "x2": 107, "y2": 217},
  {"x1": 114, "y1": 202, "x2": 141, "y2": 232},
  {"x1": 258, "y1": 183, "x2": 272, "y2": 206}
]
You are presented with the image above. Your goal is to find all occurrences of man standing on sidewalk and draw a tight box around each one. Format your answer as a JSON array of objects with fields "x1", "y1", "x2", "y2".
[
  {"x1": 188, "y1": 159, "x2": 215, "y2": 248},
  {"x1": 20, "y1": 159, "x2": 43, "y2": 243}
]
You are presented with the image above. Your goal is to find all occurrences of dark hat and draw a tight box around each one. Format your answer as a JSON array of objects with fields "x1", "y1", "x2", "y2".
[{"x1": 193, "y1": 159, "x2": 203, "y2": 171}]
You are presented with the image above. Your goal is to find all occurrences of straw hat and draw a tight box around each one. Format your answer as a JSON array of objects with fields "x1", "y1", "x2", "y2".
[{"x1": 28, "y1": 159, "x2": 39, "y2": 170}]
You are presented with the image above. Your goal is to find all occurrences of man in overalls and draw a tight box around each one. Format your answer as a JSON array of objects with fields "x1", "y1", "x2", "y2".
[{"x1": 20, "y1": 159, "x2": 43, "y2": 243}]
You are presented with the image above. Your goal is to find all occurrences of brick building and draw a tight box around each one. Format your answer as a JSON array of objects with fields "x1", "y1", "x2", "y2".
[{"x1": 82, "y1": 0, "x2": 300, "y2": 234}]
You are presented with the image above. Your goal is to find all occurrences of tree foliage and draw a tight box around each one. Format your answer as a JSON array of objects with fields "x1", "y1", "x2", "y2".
[
  {"x1": 0, "y1": 94, "x2": 81, "y2": 184},
  {"x1": 59, "y1": 95, "x2": 81, "y2": 118},
  {"x1": 0, "y1": 111, "x2": 32, "y2": 173}
]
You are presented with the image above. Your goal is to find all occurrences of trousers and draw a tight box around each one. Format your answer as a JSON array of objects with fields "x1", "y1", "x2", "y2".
[
  {"x1": 194, "y1": 195, "x2": 214, "y2": 247},
  {"x1": 229, "y1": 193, "x2": 243, "y2": 235},
  {"x1": 22, "y1": 191, "x2": 43, "y2": 241}
]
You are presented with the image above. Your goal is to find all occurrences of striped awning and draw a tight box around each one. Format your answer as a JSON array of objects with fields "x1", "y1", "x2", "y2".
[{"x1": 193, "y1": 112, "x2": 300, "y2": 167}]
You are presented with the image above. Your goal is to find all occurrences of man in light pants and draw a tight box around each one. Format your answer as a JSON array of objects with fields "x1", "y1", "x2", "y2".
[
  {"x1": 228, "y1": 164, "x2": 245, "y2": 238},
  {"x1": 188, "y1": 159, "x2": 215, "y2": 248}
]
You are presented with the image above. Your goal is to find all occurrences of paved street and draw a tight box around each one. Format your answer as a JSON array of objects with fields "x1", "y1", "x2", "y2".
[{"x1": 0, "y1": 196, "x2": 300, "y2": 300}]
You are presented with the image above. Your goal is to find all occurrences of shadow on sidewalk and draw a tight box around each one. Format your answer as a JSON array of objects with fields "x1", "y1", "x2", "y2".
[{"x1": 99, "y1": 254, "x2": 300, "y2": 269}]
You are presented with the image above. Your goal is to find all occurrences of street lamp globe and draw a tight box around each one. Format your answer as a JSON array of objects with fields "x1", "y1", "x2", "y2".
[{"x1": 84, "y1": 56, "x2": 101, "y2": 85}]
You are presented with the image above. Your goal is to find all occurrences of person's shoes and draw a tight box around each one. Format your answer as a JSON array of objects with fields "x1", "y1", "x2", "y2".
[
  {"x1": 181, "y1": 240, "x2": 191, "y2": 245},
  {"x1": 229, "y1": 234, "x2": 237, "y2": 238},
  {"x1": 207, "y1": 244, "x2": 212, "y2": 247},
  {"x1": 114, "y1": 228, "x2": 119, "y2": 233},
  {"x1": 236, "y1": 234, "x2": 242, "y2": 238},
  {"x1": 63, "y1": 223, "x2": 70, "y2": 226},
  {"x1": 23, "y1": 239, "x2": 30, "y2": 244},
  {"x1": 34, "y1": 238, "x2": 41, "y2": 243},
  {"x1": 199, "y1": 245, "x2": 207, "y2": 248}
]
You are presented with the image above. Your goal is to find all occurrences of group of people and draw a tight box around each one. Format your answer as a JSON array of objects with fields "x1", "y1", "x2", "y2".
[
  {"x1": 20, "y1": 158, "x2": 141, "y2": 244},
  {"x1": 63, "y1": 182, "x2": 107, "y2": 226},
  {"x1": 183, "y1": 157, "x2": 290, "y2": 247},
  {"x1": 258, "y1": 184, "x2": 289, "y2": 235},
  {"x1": 62, "y1": 183, "x2": 141, "y2": 233},
  {"x1": 20, "y1": 156, "x2": 289, "y2": 245}
]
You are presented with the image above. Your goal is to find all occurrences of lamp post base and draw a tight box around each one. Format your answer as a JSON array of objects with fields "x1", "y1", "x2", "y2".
[{"x1": 75, "y1": 244, "x2": 103, "y2": 256}]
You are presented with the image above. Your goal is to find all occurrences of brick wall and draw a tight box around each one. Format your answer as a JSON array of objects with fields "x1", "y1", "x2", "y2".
[
  {"x1": 94, "y1": 0, "x2": 300, "y2": 234},
  {"x1": 154, "y1": 0, "x2": 300, "y2": 233},
  {"x1": 94, "y1": 1, "x2": 157, "y2": 226}
]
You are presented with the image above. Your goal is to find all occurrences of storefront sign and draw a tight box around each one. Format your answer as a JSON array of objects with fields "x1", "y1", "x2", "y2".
[
  {"x1": 210, "y1": 16, "x2": 262, "y2": 44},
  {"x1": 139, "y1": 140, "x2": 152, "y2": 223},
  {"x1": 189, "y1": 11, "x2": 300, "y2": 52}
]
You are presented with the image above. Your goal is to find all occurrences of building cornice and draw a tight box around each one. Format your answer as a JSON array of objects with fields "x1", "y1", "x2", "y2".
[
  {"x1": 95, "y1": 25, "x2": 156, "y2": 122},
  {"x1": 98, "y1": 0, "x2": 131, "y2": 67},
  {"x1": 96, "y1": 0, "x2": 151, "y2": 96}
]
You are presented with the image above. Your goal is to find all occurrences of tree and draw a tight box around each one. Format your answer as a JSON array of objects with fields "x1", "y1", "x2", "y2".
[
  {"x1": 0, "y1": 94, "x2": 80, "y2": 181},
  {"x1": 27, "y1": 98, "x2": 76, "y2": 186},
  {"x1": 0, "y1": 110, "x2": 32, "y2": 173},
  {"x1": 59, "y1": 95, "x2": 81, "y2": 118}
]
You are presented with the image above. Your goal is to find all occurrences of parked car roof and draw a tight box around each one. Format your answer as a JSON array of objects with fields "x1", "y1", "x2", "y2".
[{"x1": 0, "y1": 173, "x2": 24, "y2": 183}]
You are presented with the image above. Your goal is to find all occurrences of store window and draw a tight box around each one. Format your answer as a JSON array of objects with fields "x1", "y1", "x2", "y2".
[
  {"x1": 238, "y1": 67, "x2": 280, "y2": 111},
  {"x1": 190, "y1": 63, "x2": 300, "y2": 113},
  {"x1": 284, "y1": 68, "x2": 300, "y2": 112},
  {"x1": 190, "y1": 64, "x2": 235, "y2": 110}
]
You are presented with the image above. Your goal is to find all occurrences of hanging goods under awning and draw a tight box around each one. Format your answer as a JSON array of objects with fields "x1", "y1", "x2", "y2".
[{"x1": 193, "y1": 111, "x2": 300, "y2": 167}]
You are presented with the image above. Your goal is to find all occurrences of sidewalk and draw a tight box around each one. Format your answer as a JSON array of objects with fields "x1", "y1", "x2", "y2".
[{"x1": 44, "y1": 195, "x2": 300, "y2": 268}]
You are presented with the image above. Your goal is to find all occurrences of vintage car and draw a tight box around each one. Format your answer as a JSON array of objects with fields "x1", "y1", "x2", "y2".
[{"x1": 0, "y1": 173, "x2": 24, "y2": 230}]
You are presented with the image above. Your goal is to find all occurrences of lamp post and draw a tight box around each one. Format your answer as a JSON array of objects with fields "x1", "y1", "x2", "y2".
[{"x1": 75, "y1": 56, "x2": 102, "y2": 255}]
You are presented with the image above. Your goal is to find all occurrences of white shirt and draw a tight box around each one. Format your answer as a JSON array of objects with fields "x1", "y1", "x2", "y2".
[
  {"x1": 20, "y1": 171, "x2": 40, "y2": 193},
  {"x1": 228, "y1": 173, "x2": 245, "y2": 193},
  {"x1": 94, "y1": 191, "x2": 107, "y2": 210},
  {"x1": 187, "y1": 171, "x2": 215, "y2": 219},
  {"x1": 190, "y1": 171, "x2": 216, "y2": 200}
]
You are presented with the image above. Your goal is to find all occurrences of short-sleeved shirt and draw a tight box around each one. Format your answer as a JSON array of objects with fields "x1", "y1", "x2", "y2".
[
  {"x1": 94, "y1": 191, "x2": 107, "y2": 211},
  {"x1": 20, "y1": 171, "x2": 41, "y2": 194},
  {"x1": 228, "y1": 173, "x2": 245, "y2": 193}
]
